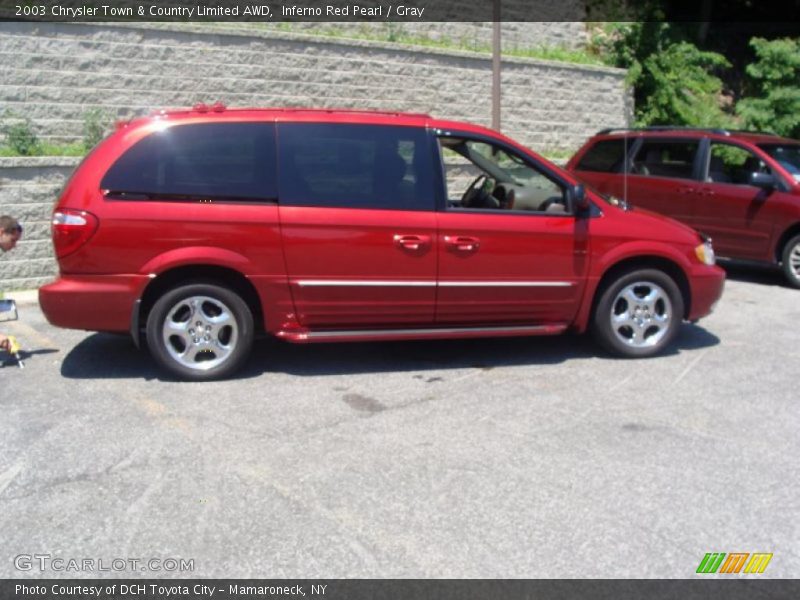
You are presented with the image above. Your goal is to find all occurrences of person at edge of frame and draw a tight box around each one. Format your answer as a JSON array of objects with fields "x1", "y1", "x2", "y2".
[{"x1": 0, "y1": 215, "x2": 23, "y2": 352}]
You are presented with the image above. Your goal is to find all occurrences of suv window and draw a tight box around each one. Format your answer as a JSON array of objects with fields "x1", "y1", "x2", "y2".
[
  {"x1": 101, "y1": 123, "x2": 277, "y2": 201},
  {"x1": 707, "y1": 142, "x2": 770, "y2": 185},
  {"x1": 633, "y1": 140, "x2": 699, "y2": 180},
  {"x1": 576, "y1": 139, "x2": 627, "y2": 173},
  {"x1": 277, "y1": 123, "x2": 434, "y2": 211}
]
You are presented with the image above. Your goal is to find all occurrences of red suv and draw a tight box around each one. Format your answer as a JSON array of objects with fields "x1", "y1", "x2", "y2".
[
  {"x1": 39, "y1": 108, "x2": 724, "y2": 380},
  {"x1": 568, "y1": 127, "x2": 800, "y2": 287}
]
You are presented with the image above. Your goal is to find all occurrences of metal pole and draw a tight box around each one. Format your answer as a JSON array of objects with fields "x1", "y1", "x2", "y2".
[{"x1": 491, "y1": 1, "x2": 501, "y2": 131}]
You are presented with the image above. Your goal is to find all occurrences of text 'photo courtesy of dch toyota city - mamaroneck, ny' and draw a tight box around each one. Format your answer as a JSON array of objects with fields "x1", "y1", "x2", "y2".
[{"x1": 0, "y1": 1, "x2": 798, "y2": 598}]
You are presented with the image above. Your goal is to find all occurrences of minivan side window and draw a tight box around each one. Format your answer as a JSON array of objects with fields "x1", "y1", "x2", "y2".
[
  {"x1": 632, "y1": 140, "x2": 700, "y2": 180},
  {"x1": 101, "y1": 123, "x2": 277, "y2": 201},
  {"x1": 277, "y1": 123, "x2": 434, "y2": 211},
  {"x1": 439, "y1": 136, "x2": 567, "y2": 213},
  {"x1": 707, "y1": 142, "x2": 770, "y2": 185},
  {"x1": 576, "y1": 139, "x2": 627, "y2": 173}
]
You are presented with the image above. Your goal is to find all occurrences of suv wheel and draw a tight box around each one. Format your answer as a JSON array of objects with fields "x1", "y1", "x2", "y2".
[
  {"x1": 781, "y1": 234, "x2": 800, "y2": 289},
  {"x1": 146, "y1": 283, "x2": 254, "y2": 381},
  {"x1": 592, "y1": 269, "x2": 684, "y2": 358}
]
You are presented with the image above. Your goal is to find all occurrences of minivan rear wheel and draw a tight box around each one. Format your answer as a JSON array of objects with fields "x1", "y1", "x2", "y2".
[
  {"x1": 781, "y1": 234, "x2": 800, "y2": 289},
  {"x1": 592, "y1": 269, "x2": 684, "y2": 358},
  {"x1": 146, "y1": 283, "x2": 254, "y2": 381}
]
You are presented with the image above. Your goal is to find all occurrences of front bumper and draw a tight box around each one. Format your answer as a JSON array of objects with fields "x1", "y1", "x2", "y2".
[{"x1": 687, "y1": 265, "x2": 726, "y2": 321}]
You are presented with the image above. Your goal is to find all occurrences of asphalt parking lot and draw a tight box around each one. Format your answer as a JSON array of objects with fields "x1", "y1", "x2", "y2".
[{"x1": 1, "y1": 264, "x2": 798, "y2": 579}]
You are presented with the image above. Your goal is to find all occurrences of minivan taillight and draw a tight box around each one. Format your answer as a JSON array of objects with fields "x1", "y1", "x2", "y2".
[{"x1": 52, "y1": 209, "x2": 99, "y2": 258}]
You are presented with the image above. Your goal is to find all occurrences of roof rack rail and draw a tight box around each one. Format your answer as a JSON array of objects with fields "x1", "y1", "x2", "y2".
[
  {"x1": 596, "y1": 126, "x2": 780, "y2": 137},
  {"x1": 157, "y1": 106, "x2": 432, "y2": 119},
  {"x1": 720, "y1": 128, "x2": 780, "y2": 136}
]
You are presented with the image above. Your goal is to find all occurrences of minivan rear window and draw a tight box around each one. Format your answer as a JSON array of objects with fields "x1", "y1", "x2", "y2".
[
  {"x1": 277, "y1": 123, "x2": 434, "y2": 211},
  {"x1": 101, "y1": 123, "x2": 277, "y2": 201},
  {"x1": 633, "y1": 140, "x2": 699, "y2": 180}
]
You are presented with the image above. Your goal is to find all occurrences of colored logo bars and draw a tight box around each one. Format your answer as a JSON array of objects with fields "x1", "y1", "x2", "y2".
[{"x1": 697, "y1": 553, "x2": 773, "y2": 574}]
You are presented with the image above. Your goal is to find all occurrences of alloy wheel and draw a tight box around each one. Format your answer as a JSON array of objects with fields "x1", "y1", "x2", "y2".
[{"x1": 609, "y1": 281, "x2": 673, "y2": 348}]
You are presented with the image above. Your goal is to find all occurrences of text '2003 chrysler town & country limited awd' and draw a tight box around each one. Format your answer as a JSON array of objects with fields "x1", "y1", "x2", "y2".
[{"x1": 39, "y1": 107, "x2": 725, "y2": 380}]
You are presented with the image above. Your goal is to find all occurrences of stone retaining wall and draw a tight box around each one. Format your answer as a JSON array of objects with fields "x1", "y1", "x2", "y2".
[{"x1": 0, "y1": 22, "x2": 629, "y2": 152}]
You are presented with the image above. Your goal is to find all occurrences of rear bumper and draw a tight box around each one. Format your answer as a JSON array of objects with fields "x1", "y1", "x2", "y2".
[
  {"x1": 688, "y1": 265, "x2": 726, "y2": 321},
  {"x1": 39, "y1": 274, "x2": 150, "y2": 333}
]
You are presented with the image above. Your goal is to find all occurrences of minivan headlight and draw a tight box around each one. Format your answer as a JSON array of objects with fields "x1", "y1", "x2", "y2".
[{"x1": 695, "y1": 241, "x2": 716, "y2": 266}]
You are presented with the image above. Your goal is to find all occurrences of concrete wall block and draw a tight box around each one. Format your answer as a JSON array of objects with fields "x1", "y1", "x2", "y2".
[
  {"x1": 0, "y1": 184, "x2": 63, "y2": 204},
  {"x1": 0, "y1": 203, "x2": 53, "y2": 223},
  {"x1": 0, "y1": 165, "x2": 76, "y2": 185},
  {"x1": 8, "y1": 239, "x2": 53, "y2": 261},
  {"x1": 0, "y1": 274, "x2": 58, "y2": 292}
]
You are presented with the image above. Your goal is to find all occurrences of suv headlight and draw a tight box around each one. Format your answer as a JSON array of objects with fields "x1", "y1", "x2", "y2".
[{"x1": 695, "y1": 240, "x2": 716, "y2": 266}]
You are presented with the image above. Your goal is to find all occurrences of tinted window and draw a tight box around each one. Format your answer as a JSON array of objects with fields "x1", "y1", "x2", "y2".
[
  {"x1": 278, "y1": 124, "x2": 434, "y2": 211},
  {"x1": 633, "y1": 140, "x2": 699, "y2": 180},
  {"x1": 576, "y1": 139, "x2": 627, "y2": 173},
  {"x1": 101, "y1": 123, "x2": 277, "y2": 200}
]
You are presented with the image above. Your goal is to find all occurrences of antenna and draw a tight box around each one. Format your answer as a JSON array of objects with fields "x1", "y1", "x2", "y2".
[{"x1": 623, "y1": 134, "x2": 629, "y2": 206}]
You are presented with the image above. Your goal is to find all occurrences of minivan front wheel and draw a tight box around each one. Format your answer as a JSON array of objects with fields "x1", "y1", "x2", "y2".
[
  {"x1": 781, "y1": 234, "x2": 800, "y2": 288},
  {"x1": 592, "y1": 269, "x2": 684, "y2": 358},
  {"x1": 146, "y1": 283, "x2": 254, "y2": 380}
]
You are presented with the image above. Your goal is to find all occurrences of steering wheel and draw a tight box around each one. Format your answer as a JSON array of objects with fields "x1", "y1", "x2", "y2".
[
  {"x1": 539, "y1": 196, "x2": 565, "y2": 212},
  {"x1": 461, "y1": 175, "x2": 493, "y2": 208}
]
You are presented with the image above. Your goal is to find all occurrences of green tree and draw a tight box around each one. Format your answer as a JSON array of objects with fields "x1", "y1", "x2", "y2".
[
  {"x1": 737, "y1": 37, "x2": 800, "y2": 138},
  {"x1": 596, "y1": 21, "x2": 732, "y2": 127},
  {"x1": 638, "y1": 41, "x2": 731, "y2": 127}
]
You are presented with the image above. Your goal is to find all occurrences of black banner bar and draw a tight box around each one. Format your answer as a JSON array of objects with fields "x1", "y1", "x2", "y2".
[
  {"x1": 1, "y1": 0, "x2": 800, "y2": 22},
  {"x1": 2, "y1": 579, "x2": 800, "y2": 600}
]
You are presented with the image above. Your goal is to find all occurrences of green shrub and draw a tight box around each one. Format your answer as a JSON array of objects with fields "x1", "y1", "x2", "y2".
[
  {"x1": 83, "y1": 108, "x2": 110, "y2": 149},
  {"x1": 3, "y1": 115, "x2": 41, "y2": 156}
]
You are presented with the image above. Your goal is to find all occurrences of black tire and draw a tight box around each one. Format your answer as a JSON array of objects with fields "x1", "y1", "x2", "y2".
[
  {"x1": 591, "y1": 269, "x2": 685, "y2": 358},
  {"x1": 781, "y1": 234, "x2": 800, "y2": 289},
  {"x1": 146, "y1": 283, "x2": 254, "y2": 381}
]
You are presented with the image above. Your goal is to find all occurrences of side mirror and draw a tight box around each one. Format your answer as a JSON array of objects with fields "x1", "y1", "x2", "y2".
[
  {"x1": 0, "y1": 299, "x2": 18, "y2": 322},
  {"x1": 567, "y1": 183, "x2": 589, "y2": 213},
  {"x1": 749, "y1": 172, "x2": 776, "y2": 190}
]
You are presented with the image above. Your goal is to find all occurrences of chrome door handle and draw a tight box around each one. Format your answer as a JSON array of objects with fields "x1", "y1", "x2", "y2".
[
  {"x1": 394, "y1": 234, "x2": 430, "y2": 251},
  {"x1": 444, "y1": 235, "x2": 481, "y2": 252}
]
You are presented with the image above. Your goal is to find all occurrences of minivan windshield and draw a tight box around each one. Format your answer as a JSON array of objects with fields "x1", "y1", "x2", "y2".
[{"x1": 758, "y1": 144, "x2": 800, "y2": 182}]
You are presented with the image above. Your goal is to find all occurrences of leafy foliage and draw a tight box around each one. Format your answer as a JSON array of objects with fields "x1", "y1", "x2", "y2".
[
  {"x1": 595, "y1": 22, "x2": 732, "y2": 127},
  {"x1": 83, "y1": 108, "x2": 110, "y2": 150},
  {"x1": 736, "y1": 37, "x2": 800, "y2": 138},
  {"x1": 2, "y1": 114, "x2": 41, "y2": 156},
  {"x1": 638, "y1": 42, "x2": 731, "y2": 127}
]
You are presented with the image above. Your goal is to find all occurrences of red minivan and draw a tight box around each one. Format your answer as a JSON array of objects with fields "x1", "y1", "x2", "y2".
[
  {"x1": 568, "y1": 127, "x2": 800, "y2": 287},
  {"x1": 40, "y1": 108, "x2": 724, "y2": 380}
]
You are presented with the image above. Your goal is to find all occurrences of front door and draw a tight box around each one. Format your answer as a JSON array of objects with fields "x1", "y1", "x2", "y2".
[
  {"x1": 434, "y1": 135, "x2": 588, "y2": 325},
  {"x1": 277, "y1": 122, "x2": 437, "y2": 328},
  {"x1": 695, "y1": 141, "x2": 775, "y2": 260}
]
